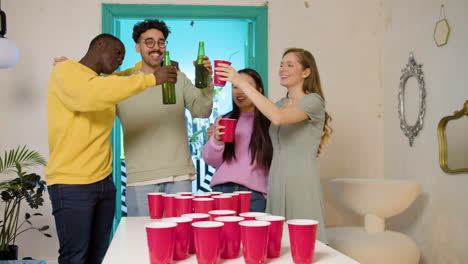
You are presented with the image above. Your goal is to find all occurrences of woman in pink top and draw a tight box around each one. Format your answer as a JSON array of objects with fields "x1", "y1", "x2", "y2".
[{"x1": 202, "y1": 69, "x2": 273, "y2": 212}]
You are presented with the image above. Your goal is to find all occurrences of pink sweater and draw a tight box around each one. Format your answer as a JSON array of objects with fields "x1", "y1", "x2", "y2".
[{"x1": 202, "y1": 112, "x2": 269, "y2": 195}]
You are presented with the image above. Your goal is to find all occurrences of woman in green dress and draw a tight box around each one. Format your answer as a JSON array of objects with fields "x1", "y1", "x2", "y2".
[{"x1": 215, "y1": 48, "x2": 332, "y2": 242}]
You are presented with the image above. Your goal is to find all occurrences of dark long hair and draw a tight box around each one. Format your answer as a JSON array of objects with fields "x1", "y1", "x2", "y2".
[{"x1": 222, "y1": 69, "x2": 273, "y2": 169}]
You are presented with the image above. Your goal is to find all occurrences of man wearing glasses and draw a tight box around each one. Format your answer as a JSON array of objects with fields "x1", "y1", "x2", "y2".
[{"x1": 119, "y1": 19, "x2": 214, "y2": 216}]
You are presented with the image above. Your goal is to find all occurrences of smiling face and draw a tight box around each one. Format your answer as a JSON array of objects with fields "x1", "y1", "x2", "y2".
[
  {"x1": 135, "y1": 28, "x2": 166, "y2": 68},
  {"x1": 279, "y1": 52, "x2": 311, "y2": 89},
  {"x1": 101, "y1": 39, "x2": 125, "y2": 74},
  {"x1": 232, "y1": 73, "x2": 258, "y2": 112}
]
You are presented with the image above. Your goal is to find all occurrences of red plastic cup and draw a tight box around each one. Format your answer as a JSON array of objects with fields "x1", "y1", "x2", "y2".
[
  {"x1": 181, "y1": 213, "x2": 210, "y2": 254},
  {"x1": 214, "y1": 60, "x2": 232, "y2": 87},
  {"x1": 176, "y1": 192, "x2": 193, "y2": 196},
  {"x1": 239, "y1": 212, "x2": 267, "y2": 221},
  {"x1": 208, "y1": 210, "x2": 236, "y2": 221},
  {"x1": 162, "y1": 217, "x2": 192, "y2": 261},
  {"x1": 193, "y1": 198, "x2": 214, "y2": 214},
  {"x1": 212, "y1": 195, "x2": 233, "y2": 211},
  {"x1": 214, "y1": 216, "x2": 245, "y2": 259},
  {"x1": 175, "y1": 196, "x2": 193, "y2": 217},
  {"x1": 192, "y1": 221, "x2": 224, "y2": 264},
  {"x1": 287, "y1": 219, "x2": 318, "y2": 264},
  {"x1": 147, "y1": 192, "x2": 165, "y2": 219},
  {"x1": 209, "y1": 191, "x2": 223, "y2": 197},
  {"x1": 219, "y1": 118, "x2": 237, "y2": 142},
  {"x1": 234, "y1": 191, "x2": 252, "y2": 213},
  {"x1": 163, "y1": 194, "x2": 176, "y2": 218},
  {"x1": 239, "y1": 220, "x2": 271, "y2": 264},
  {"x1": 256, "y1": 215, "x2": 285, "y2": 258},
  {"x1": 224, "y1": 193, "x2": 239, "y2": 214},
  {"x1": 194, "y1": 193, "x2": 212, "y2": 198},
  {"x1": 145, "y1": 222, "x2": 177, "y2": 264}
]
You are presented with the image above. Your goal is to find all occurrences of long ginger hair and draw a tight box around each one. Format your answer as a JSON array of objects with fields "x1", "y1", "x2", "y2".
[{"x1": 283, "y1": 48, "x2": 332, "y2": 143}]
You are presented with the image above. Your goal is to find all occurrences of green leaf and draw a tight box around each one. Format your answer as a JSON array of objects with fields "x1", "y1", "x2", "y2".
[
  {"x1": 0, "y1": 145, "x2": 47, "y2": 175},
  {"x1": 0, "y1": 146, "x2": 50, "y2": 249},
  {"x1": 189, "y1": 129, "x2": 205, "y2": 143},
  {"x1": 1, "y1": 191, "x2": 11, "y2": 202},
  {"x1": 39, "y1": 225, "x2": 50, "y2": 231}
]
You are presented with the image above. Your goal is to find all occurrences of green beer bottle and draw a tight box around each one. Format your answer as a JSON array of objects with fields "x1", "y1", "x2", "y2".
[
  {"x1": 194, "y1": 41, "x2": 208, "y2": 88},
  {"x1": 162, "y1": 51, "x2": 176, "y2": 104}
]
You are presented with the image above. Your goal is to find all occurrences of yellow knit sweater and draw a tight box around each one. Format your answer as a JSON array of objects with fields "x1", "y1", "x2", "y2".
[{"x1": 45, "y1": 60, "x2": 155, "y2": 185}]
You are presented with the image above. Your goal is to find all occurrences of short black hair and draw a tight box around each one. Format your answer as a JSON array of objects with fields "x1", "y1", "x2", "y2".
[
  {"x1": 88, "y1": 33, "x2": 122, "y2": 50},
  {"x1": 132, "y1": 19, "x2": 171, "y2": 43}
]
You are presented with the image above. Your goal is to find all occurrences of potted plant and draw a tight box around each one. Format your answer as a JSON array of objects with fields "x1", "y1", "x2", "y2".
[{"x1": 0, "y1": 145, "x2": 51, "y2": 260}]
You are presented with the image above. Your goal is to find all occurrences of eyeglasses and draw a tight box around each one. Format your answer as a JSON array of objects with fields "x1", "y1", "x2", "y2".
[{"x1": 143, "y1": 38, "x2": 168, "y2": 49}]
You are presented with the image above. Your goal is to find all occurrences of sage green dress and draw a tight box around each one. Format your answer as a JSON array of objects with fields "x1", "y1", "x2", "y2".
[{"x1": 266, "y1": 93, "x2": 328, "y2": 243}]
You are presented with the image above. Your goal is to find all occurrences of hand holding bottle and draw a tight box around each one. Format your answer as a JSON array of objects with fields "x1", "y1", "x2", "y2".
[
  {"x1": 160, "y1": 51, "x2": 177, "y2": 104},
  {"x1": 170, "y1": 60, "x2": 180, "y2": 71},
  {"x1": 153, "y1": 65, "x2": 177, "y2": 86},
  {"x1": 193, "y1": 56, "x2": 213, "y2": 76},
  {"x1": 194, "y1": 41, "x2": 213, "y2": 88}
]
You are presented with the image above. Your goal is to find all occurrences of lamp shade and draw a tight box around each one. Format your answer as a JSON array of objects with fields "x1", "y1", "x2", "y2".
[{"x1": 0, "y1": 37, "x2": 19, "y2": 68}]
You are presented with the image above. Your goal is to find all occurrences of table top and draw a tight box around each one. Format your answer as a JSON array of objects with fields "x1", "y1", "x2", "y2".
[{"x1": 103, "y1": 217, "x2": 359, "y2": 264}]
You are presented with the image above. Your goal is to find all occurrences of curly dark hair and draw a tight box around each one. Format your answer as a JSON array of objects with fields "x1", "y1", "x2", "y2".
[{"x1": 132, "y1": 19, "x2": 171, "y2": 43}]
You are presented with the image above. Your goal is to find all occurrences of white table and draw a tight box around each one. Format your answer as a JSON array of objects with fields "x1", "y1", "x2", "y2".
[{"x1": 103, "y1": 217, "x2": 359, "y2": 264}]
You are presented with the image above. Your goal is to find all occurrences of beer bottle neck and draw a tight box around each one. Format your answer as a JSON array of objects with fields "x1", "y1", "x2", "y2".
[
  {"x1": 163, "y1": 55, "x2": 171, "y2": 66},
  {"x1": 197, "y1": 43, "x2": 205, "y2": 65}
]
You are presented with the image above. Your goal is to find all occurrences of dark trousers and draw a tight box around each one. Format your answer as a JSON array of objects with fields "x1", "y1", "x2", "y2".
[
  {"x1": 211, "y1": 182, "x2": 266, "y2": 212},
  {"x1": 48, "y1": 176, "x2": 116, "y2": 264}
]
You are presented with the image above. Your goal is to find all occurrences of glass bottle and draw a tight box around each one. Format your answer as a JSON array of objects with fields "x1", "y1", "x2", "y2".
[
  {"x1": 194, "y1": 41, "x2": 208, "y2": 88},
  {"x1": 162, "y1": 51, "x2": 176, "y2": 104}
]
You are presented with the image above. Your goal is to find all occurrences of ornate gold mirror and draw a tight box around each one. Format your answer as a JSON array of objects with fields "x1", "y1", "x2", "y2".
[{"x1": 437, "y1": 101, "x2": 468, "y2": 174}]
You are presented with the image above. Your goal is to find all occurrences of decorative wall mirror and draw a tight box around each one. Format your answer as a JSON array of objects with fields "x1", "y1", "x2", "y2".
[
  {"x1": 398, "y1": 53, "x2": 426, "y2": 146},
  {"x1": 434, "y1": 4, "x2": 450, "y2": 47},
  {"x1": 437, "y1": 101, "x2": 468, "y2": 174}
]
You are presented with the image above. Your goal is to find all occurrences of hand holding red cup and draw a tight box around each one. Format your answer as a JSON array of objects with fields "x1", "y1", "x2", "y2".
[
  {"x1": 218, "y1": 118, "x2": 237, "y2": 142},
  {"x1": 213, "y1": 60, "x2": 232, "y2": 87}
]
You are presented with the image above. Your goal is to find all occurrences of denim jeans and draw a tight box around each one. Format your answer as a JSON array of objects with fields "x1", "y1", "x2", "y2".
[
  {"x1": 48, "y1": 175, "x2": 116, "y2": 264},
  {"x1": 126, "y1": 180, "x2": 192, "y2": 216},
  {"x1": 211, "y1": 182, "x2": 266, "y2": 212}
]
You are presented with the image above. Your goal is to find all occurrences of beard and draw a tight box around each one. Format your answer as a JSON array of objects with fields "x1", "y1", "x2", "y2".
[{"x1": 142, "y1": 51, "x2": 163, "y2": 68}]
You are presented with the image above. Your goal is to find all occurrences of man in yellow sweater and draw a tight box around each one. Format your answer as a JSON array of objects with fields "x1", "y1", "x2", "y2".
[{"x1": 46, "y1": 33, "x2": 177, "y2": 264}]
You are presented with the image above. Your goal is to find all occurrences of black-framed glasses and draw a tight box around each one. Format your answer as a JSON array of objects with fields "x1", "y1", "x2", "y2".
[{"x1": 143, "y1": 38, "x2": 168, "y2": 49}]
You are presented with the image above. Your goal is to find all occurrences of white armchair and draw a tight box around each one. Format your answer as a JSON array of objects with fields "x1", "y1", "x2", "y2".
[{"x1": 326, "y1": 178, "x2": 421, "y2": 264}]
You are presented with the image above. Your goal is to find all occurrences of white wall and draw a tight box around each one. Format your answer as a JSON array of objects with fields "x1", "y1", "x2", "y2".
[
  {"x1": 382, "y1": 0, "x2": 468, "y2": 263},
  {"x1": 0, "y1": 0, "x2": 383, "y2": 260}
]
